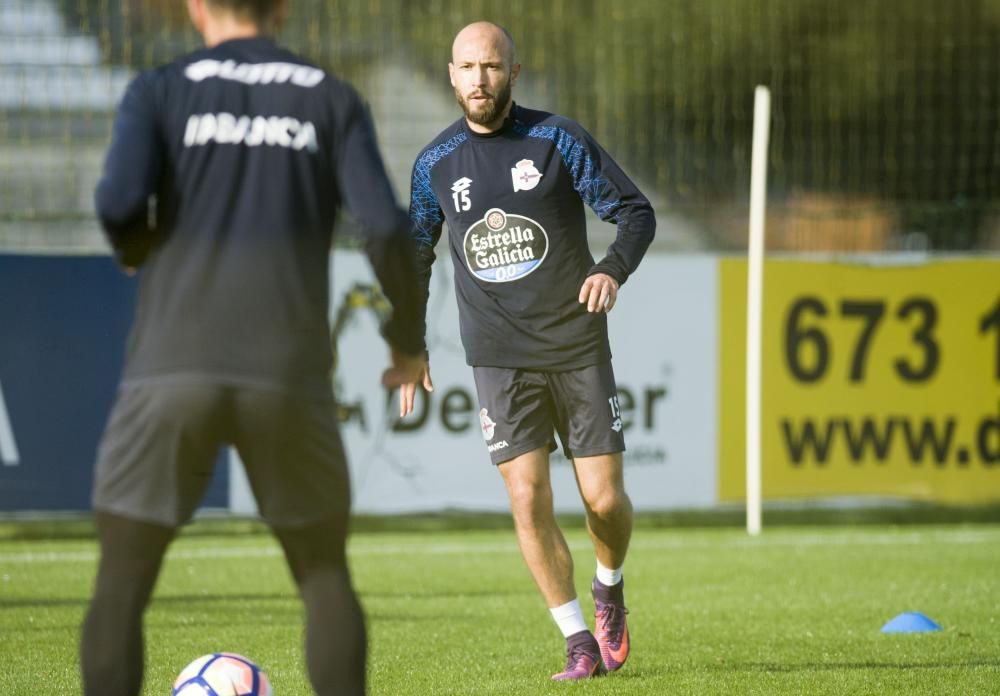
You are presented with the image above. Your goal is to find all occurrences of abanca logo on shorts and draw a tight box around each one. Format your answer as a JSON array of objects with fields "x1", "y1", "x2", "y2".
[{"x1": 463, "y1": 208, "x2": 548, "y2": 283}]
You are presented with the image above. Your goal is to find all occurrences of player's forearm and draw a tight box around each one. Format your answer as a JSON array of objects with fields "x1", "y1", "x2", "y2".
[
  {"x1": 590, "y1": 205, "x2": 656, "y2": 285},
  {"x1": 365, "y1": 230, "x2": 427, "y2": 357},
  {"x1": 96, "y1": 73, "x2": 164, "y2": 268},
  {"x1": 342, "y1": 159, "x2": 429, "y2": 354},
  {"x1": 412, "y1": 242, "x2": 436, "y2": 351},
  {"x1": 94, "y1": 180, "x2": 159, "y2": 268}
]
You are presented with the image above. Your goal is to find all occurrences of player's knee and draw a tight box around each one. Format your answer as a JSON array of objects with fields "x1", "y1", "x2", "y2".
[
  {"x1": 273, "y1": 515, "x2": 349, "y2": 584},
  {"x1": 585, "y1": 487, "x2": 631, "y2": 521},
  {"x1": 507, "y1": 477, "x2": 553, "y2": 514}
]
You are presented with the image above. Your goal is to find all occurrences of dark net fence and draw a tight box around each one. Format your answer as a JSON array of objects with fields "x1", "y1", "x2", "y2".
[{"x1": 2, "y1": 0, "x2": 999, "y2": 251}]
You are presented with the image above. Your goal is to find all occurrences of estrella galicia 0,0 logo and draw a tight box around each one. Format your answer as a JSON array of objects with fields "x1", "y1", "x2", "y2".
[{"x1": 462, "y1": 208, "x2": 549, "y2": 283}]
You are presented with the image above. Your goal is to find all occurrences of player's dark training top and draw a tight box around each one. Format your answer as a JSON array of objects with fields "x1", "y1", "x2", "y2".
[
  {"x1": 409, "y1": 104, "x2": 656, "y2": 370},
  {"x1": 96, "y1": 37, "x2": 421, "y2": 394}
]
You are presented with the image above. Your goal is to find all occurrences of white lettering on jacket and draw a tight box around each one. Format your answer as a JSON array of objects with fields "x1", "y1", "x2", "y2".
[
  {"x1": 183, "y1": 113, "x2": 319, "y2": 153},
  {"x1": 185, "y1": 60, "x2": 325, "y2": 88}
]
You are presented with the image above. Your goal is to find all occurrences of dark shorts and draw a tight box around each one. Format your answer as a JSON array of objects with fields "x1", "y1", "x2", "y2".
[
  {"x1": 472, "y1": 362, "x2": 626, "y2": 465},
  {"x1": 92, "y1": 382, "x2": 349, "y2": 528}
]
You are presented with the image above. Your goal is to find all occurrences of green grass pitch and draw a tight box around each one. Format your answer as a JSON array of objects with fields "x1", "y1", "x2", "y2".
[{"x1": 1, "y1": 523, "x2": 998, "y2": 694}]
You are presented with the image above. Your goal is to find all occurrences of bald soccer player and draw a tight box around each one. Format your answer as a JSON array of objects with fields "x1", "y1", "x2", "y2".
[{"x1": 401, "y1": 21, "x2": 655, "y2": 681}]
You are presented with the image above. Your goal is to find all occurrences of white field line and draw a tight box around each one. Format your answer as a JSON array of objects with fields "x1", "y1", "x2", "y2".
[{"x1": 0, "y1": 528, "x2": 998, "y2": 565}]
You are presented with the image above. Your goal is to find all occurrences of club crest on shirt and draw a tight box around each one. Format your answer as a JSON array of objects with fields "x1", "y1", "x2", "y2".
[
  {"x1": 511, "y1": 159, "x2": 542, "y2": 192},
  {"x1": 462, "y1": 208, "x2": 549, "y2": 283},
  {"x1": 479, "y1": 408, "x2": 497, "y2": 440}
]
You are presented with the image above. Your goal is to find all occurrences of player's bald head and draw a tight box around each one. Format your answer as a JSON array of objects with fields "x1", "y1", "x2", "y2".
[{"x1": 452, "y1": 21, "x2": 518, "y2": 67}]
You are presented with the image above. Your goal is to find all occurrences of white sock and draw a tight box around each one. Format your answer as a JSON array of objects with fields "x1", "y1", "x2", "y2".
[
  {"x1": 596, "y1": 560, "x2": 623, "y2": 587},
  {"x1": 549, "y1": 598, "x2": 589, "y2": 638}
]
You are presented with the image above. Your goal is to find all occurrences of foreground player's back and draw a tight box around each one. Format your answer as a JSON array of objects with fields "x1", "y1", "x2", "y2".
[{"x1": 98, "y1": 37, "x2": 400, "y2": 393}]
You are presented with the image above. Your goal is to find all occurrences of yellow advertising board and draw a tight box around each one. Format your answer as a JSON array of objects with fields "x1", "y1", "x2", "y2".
[{"x1": 719, "y1": 257, "x2": 1000, "y2": 504}]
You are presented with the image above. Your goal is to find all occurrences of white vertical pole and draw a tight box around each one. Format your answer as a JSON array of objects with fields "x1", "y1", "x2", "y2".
[
  {"x1": 228, "y1": 447, "x2": 259, "y2": 516},
  {"x1": 0, "y1": 380, "x2": 20, "y2": 466},
  {"x1": 746, "y1": 85, "x2": 771, "y2": 536}
]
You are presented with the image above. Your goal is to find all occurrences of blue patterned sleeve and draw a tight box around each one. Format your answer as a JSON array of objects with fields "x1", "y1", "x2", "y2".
[
  {"x1": 536, "y1": 123, "x2": 656, "y2": 285},
  {"x1": 409, "y1": 138, "x2": 458, "y2": 248},
  {"x1": 407, "y1": 148, "x2": 447, "y2": 356}
]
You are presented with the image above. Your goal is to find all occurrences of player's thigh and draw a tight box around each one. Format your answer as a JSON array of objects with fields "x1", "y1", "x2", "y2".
[
  {"x1": 230, "y1": 387, "x2": 349, "y2": 528},
  {"x1": 93, "y1": 382, "x2": 228, "y2": 527},
  {"x1": 473, "y1": 366, "x2": 557, "y2": 466},
  {"x1": 547, "y1": 361, "x2": 626, "y2": 460}
]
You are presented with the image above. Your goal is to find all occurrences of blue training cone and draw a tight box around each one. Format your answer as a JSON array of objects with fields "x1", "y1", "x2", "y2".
[{"x1": 881, "y1": 612, "x2": 942, "y2": 633}]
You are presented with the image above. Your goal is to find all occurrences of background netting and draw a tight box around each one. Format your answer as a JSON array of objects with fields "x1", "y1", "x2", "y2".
[{"x1": 2, "y1": 0, "x2": 999, "y2": 252}]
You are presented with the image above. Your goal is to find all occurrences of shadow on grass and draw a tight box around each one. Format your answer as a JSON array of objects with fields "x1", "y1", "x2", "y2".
[
  {"x1": 2, "y1": 588, "x2": 528, "y2": 631},
  {"x1": 0, "y1": 592, "x2": 299, "y2": 610},
  {"x1": 598, "y1": 665, "x2": 669, "y2": 680},
  {"x1": 361, "y1": 587, "x2": 529, "y2": 600},
  {"x1": 5, "y1": 504, "x2": 1000, "y2": 541},
  {"x1": 1, "y1": 584, "x2": 529, "y2": 614},
  {"x1": 729, "y1": 659, "x2": 1000, "y2": 672}
]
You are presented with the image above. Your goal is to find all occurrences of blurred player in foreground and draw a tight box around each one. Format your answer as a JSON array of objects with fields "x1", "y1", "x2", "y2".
[
  {"x1": 81, "y1": 1, "x2": 425, "y2": 694},
  {"x1": 402, "y1": 21, "x2": 655, "y2": 681}
]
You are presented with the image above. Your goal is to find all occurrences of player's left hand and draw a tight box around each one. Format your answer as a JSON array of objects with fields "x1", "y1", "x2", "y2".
[
  {"x1": 579, "y1": 273, "x2": 619, "y2": 313},
  {"x1": 382, "y1": 351, "x2": 433, "y2": 418}
]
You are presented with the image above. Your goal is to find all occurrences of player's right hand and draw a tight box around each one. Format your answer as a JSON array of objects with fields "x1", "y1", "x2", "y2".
[{"x1": 381, "y1": 350, "x2": 433, "y2": 417}]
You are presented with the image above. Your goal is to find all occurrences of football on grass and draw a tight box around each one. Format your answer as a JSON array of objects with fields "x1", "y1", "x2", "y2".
[{"x1": 172, "y1": 652, "x2": 273, "y2": 696}]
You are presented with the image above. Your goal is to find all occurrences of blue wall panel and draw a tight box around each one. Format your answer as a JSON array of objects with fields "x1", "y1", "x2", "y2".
[{"x1": 0, "y1": 255, "x2": 227, "y2": 513}]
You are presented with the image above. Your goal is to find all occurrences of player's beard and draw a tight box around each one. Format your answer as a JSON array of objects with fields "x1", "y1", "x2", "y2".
[{"x1": 455, "y1": 76, "x2": 513, "y2": 128}]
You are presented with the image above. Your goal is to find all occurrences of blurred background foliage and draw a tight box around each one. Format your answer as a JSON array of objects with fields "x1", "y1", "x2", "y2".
[{"x1": 45, "y1": 0, "x2": 1000, "y2": 250}]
